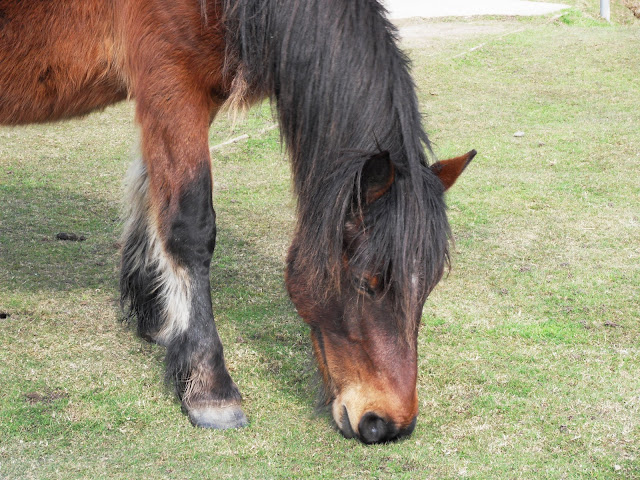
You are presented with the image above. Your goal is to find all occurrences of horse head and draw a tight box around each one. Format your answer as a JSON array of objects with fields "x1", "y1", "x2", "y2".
[{"x1": 286, "y1": 149, "x2": 476, "y2": 443}]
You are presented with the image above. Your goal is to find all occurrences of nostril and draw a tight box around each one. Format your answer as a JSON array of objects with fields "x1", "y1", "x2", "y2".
[
  {"x1": 357, "y1": 414, "x2": 417, "y2": 444},
  {"x1": 358, "y1": 412, "x2": 391, "y2": 444}
]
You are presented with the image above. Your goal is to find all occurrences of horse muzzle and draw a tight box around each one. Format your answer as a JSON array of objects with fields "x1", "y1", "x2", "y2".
[
  {"x1": 335, "y1": 404, "x2": 417, "y2": 444},
  {"x1": 331, "y1": 384, "x2": 419, "y2": 444}
]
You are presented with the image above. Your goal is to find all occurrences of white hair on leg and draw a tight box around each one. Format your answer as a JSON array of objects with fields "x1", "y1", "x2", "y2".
[
  {"x1": 121, "y1": 156, "x2": 150, "y2": 273},
  {"x1": 121, "y1": 155, "x2": 191, "y2": 346},
  {"x1": 149, "y1": 228, "x2": 191, "y2": 346}
]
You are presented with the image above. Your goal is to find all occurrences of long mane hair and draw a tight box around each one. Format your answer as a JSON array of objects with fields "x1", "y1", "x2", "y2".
[{"x1": 223, "y1": 0, "x2": 450, "y2": 324}]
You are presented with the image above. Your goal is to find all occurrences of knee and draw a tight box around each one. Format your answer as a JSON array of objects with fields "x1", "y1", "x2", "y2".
[{"x1": 165, "y1": 171, "x2": 217, "y2": 266}]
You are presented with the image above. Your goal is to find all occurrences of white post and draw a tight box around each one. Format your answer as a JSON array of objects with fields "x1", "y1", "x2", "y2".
[{"x1": 600, "y1": 0, "x2": 610, "y2": 21}]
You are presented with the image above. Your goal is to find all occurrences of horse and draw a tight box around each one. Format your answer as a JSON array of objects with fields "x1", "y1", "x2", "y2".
[{"x1": 0, "y1": 0, "x2": 475, "y2": 444}]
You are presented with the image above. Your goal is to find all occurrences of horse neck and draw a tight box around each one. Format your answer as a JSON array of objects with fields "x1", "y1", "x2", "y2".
[
  {"x1": 225, "y1": 0, "x2": 430, "y2": 185},
  {"x1": 225, "y1": 2, "x2": 445, "y2": 309}
]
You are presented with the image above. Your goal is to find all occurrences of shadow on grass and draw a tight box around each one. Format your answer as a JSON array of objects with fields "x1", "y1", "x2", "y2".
[
  {"x1": 210, "y1": 224, "x2": 320, "y2": 408},
  {"x1": 0, "y1": 179, "x2": 319, "y2": 416},
  {"x1": 0, "y1": 182, "x2": 122, "y2": 294}
]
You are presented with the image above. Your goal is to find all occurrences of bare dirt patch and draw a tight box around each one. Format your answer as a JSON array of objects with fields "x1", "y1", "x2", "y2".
[
  {"x1": 24, "y1": 389, "x2": 69, "y2": 405},
  {"x1": 396, "y1": 19, "x2": 516, "y2": 39},
  {"x1": 393, "y1": 18, "x2": 524, "y2": 49},
  {"x1": 625, "y1": 0, "x2": 640, "y2": 18}
]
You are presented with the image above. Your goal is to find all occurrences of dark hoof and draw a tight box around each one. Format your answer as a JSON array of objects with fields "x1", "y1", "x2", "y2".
[{"x1": 187, "y1": 405, "x2": 248, "y2": 430}]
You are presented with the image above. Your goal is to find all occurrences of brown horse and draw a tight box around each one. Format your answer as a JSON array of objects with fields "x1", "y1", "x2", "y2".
[{"x1": 0, "y1": 0, "x2": 474, "y2": 443}]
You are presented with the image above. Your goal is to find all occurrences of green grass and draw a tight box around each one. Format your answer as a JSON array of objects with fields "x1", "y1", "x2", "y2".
[{"x1": 1, "y1": 8, "x2": 639, "y2": 480}]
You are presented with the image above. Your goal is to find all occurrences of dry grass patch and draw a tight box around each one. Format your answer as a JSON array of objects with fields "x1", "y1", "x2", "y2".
[{"x1": 625, "y1": 0, "x2": 640, "y2": 17}]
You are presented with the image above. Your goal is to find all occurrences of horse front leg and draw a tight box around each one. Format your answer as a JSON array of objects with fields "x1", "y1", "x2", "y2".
[{"x1": 120, "y1": 93, "x2": 247, "y2": 429}]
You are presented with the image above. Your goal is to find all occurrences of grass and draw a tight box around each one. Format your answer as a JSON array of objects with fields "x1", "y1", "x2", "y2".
[
  {"x1": 1, "y1": 5, "x2": 639, "y2": 480},
  {"x1": 544, "y1": 0, "x2": 640, "y2": 25}
]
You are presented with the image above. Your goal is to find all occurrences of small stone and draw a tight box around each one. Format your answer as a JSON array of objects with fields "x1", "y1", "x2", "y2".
[{"x1": 514, "y1": 131, "x2": 525, "y2": 137}]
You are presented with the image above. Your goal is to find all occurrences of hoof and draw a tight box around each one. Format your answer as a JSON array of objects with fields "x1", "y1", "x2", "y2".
[{"x1": 187, "y1": 405, "x2": 248, "y2": 430}]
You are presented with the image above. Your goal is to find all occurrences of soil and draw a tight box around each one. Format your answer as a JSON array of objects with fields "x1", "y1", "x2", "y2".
[
  {"x1": 393, "y1": 18, "x2": 521, "y2": 49},
  {"x1": 626, "y1": 1, "x2": 640, "y2": 18},
  {"x1": 24, "y1": 389, "x2": 69, "y2": 405}
]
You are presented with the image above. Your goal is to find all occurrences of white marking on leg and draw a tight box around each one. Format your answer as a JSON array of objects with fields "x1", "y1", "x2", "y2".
[
  {"x1": 151, "y1": 232, "x2": 191, "y2": 345},
  {"x1": 121, "y1": 156, "x2": 191, "y2": 346},
  {"x1": 121, "y1": 156, "x2": 150, "y2": 274}
]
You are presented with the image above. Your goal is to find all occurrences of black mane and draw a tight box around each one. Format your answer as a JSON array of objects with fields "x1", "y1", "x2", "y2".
[{"x1": 223, "y1": 0, "x2": 450, "y2": 323}]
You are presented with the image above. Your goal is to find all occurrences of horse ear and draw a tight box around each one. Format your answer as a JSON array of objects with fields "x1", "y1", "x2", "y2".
[
  {"x1": 430, "y1": 149, "x2": 476, "y2": 191},
  {"x1": 360, "y1": 151, "x2": 395, "y2": 205}
]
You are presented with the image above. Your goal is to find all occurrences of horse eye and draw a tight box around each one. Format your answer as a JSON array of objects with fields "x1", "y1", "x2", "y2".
[{"x1": 355, "y1": 278, "x2": 377, "y2": 297}]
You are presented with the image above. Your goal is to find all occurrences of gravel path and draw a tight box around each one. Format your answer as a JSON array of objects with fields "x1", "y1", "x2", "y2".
[{"x1": 383, "y1": 0, "x2": 569, "y2": 20}]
